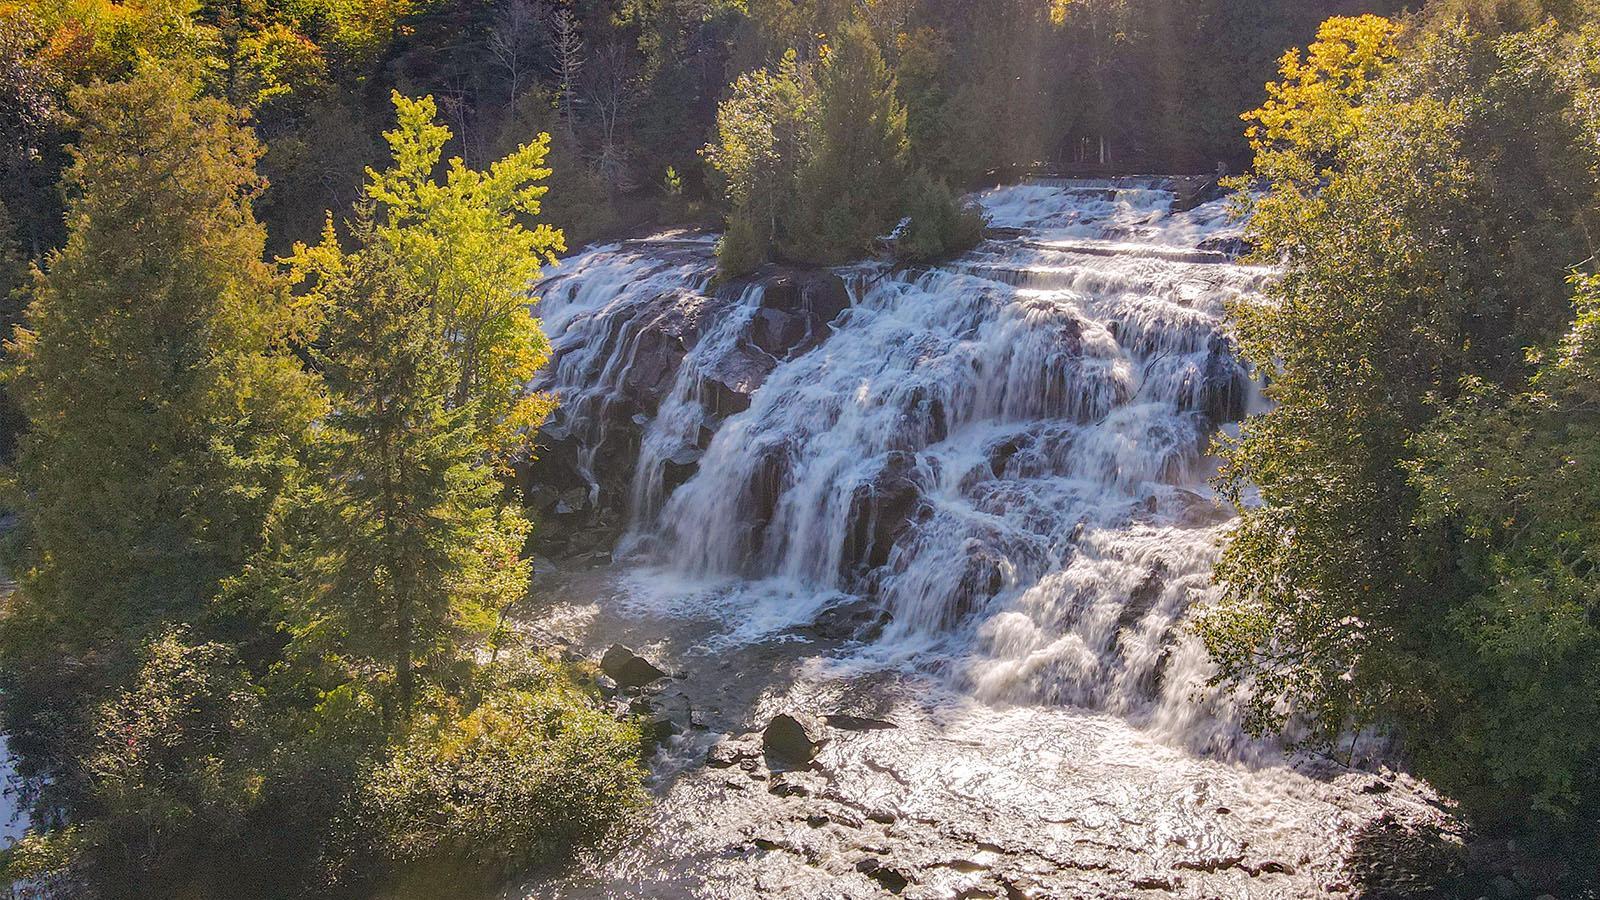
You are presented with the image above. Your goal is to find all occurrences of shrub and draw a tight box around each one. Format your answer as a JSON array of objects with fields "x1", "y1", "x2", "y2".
[
  {"x1": 356, "y1": 659, "x2": 646, "y2": 881},
  {"x1": 716, "y1": 213, "x2": 767, "y2": 280},
  {"x1": 895, "y1": 172, "x2": 986, "y2": 264}
]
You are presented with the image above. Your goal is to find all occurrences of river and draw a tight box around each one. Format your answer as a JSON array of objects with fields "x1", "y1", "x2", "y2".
[{"x1": 515, "y1": 179, "x2": 1461, "y2": 898}]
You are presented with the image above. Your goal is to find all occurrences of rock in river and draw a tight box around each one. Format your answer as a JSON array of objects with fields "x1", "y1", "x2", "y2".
[
  {"x1": 763, "y1": 713, "x2": 821, "y2": 769},
  {"x1": 600, "y1": 643, "x2": 667, "y2": 689}
]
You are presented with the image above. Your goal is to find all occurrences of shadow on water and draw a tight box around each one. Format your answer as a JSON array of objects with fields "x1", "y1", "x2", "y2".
[{"x1": 1345, "y1": 814, "x2": 1600, "y2": 900}]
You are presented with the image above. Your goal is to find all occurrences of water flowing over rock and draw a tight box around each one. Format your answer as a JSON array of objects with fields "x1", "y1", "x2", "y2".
[
  {"x1": 531, "y1": 178, "x2": 1270, "y2": 753},
  {"x1": 522, "y1": 181, "x2": 1455, "y2": 898}
]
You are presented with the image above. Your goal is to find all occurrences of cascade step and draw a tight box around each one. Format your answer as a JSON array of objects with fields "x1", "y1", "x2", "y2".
[{"x1": 1022, "y1": 239, "x2": 1234, "y2": 265}]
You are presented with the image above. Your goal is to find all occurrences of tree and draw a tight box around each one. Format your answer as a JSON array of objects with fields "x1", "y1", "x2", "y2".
[
  {"x1": 703, "y1": 51, "x2": 815, "y2": 276},
  {"x1": 0, "y1": 63, "x2": 320, "y2": 899},
  {"x1": 278, "y1": 93, "x2": 560, "y2": 714},
  {"x1": 784, "y1": 17, "x2": 909, "y2": 264},
  {"x1": 0, "y1": 63, "x2": 317, "y2": 780},
  {"x1": 1201, "y1": 19, "x2": 1600, "y2": 836},
  {"x1": 1407, "y1": 274, "x2": 1600, "y2": 820}
]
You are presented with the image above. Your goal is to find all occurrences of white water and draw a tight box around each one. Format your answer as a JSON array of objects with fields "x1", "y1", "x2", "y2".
[
  {"x1": 534, "y1": 178, "x2": 1273, "y2": 756},
  {"x1": 525, "y1": 181, "x2": 1456, "y2": 899}
]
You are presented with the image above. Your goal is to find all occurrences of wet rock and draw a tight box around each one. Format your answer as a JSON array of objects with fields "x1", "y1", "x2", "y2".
[
  {"x1": 763, "y1": 713, "x2": 821, "y2": 769},
  {"x1": 840, "y1": 451, "x2": 927, "y2": 581},
  {"x1": 948, "y1": 542, "x2": 1009, "y2": 625},
  {"x1": 555, "y1": 487, "x2": 592, "y2": 517},
  {"x1": 1116, "y1": 565, "x2": 1167, "y2": 633},
  {"x1": 600, "y1": 643, "x2": 668, "y2": 689},
  {"x1": 1176, "y1": 489, "x2": 1232, "y2": 527},
  {"x1": 706, "y1": 737, "x2": 762, "y2": 769},
  {"x1": 731, "y1": 443, "x2": 793, "y2": 562},
  {"x1": 824, "y1": 714, "x2": 898, "y2": 732},
  {"x1": 803, "y1": 597, "x2": 891, "y2": 642},
  {"x1": 762, "y1": 270, "x2": 850, "y2": 326},
  {"x1": 662, "y1": 447, "x2": 703, "y2": 493},
  {"x1": 750, "y1": 307, "x2": 811, "y2": 358},
  {"x1": 701, "y1": 340, "x2": 774, "y2": 419},
  {"x1": 1198, "y1": 233, "x2": 1251, "y2": 257},
  {"x1": 855, "y1": 858, "x2": 910, "y2": 894},
  {"x1": 1199, "y1": 334, "x2": 1250, "y2": 423},
  {"x1": 642, "y1": 717, "x2": 681, "y2": 753},
  {"x1": 986, "y1": 433, "x2": 1033, "y2": 479},
  {"x1": 890, "y1": 384, "x2": 950, "y2": 449}
]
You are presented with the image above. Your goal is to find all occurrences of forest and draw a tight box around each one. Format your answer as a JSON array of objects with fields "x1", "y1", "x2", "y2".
[{"x1": 0, "y1": 0, "x2": 1598, "y2": 896}]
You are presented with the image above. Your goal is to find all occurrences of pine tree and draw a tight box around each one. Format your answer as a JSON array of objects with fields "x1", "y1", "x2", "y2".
[
  {"x1": 784, "y1": 18, "x2": 908, "y2": 264},
  {"x1": 278, "y1": 93, "x2": 561, "y2": 714},
  {"x1": 0, "y1": 63, "x2": 317, "y2": 765}
]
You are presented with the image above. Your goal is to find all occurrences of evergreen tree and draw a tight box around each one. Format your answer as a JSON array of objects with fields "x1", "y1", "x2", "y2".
[
  {"x1": 784, "y1": 18, "x2": 909, "y2": 264},
  {"x1": 278, "y1": 93, "x2": 560, "y2": 713},
  {"x1": 0, "y1": 63, "x2": 316, "y2": 776}
]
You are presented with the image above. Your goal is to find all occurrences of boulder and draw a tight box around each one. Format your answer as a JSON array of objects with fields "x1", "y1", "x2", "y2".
[
  {"x1": 763, "y1": 713, "x2": 821, "y2": 769},
  {"x1": 706, "y1": 738, "x2": 762, "y2": 770},
  {"x1": 750, "y1": 307, "x2": 811, "y2": 358},
  {"x1": 700, "y1": 340, "x2": 775, "y2": 419},
  {"x1": 744, "y1": 270, "x2": 852, "y2": 361},
  {"x1": 855, "y1": 858, "x2": 910, "y2": 894},
  {"x1": 802, "y1": 596, "x2": 891, "y2": 642},
  {"x1": 600, "y1": 643, "x2": 668, "y2": 689},
  {"x1": 642, "y1": 717, "x2": 681, "y2": 754}
]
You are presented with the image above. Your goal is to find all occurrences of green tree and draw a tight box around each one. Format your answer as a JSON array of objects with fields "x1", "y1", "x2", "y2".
[
  {"x1": 1407, "y1": 275, "x2": 1600, "y2": 820},
  {"x1": 784, "y1": 17, "x2": 909, "y2": 264},
  {"x1": 278, "y1": 93, "x2": 559, "y2": 714},
  {"x1": 704, "y1": 51, "x2": 815, "y2": 277},
  {"x1": 0, "y1": 63, "x2": 316, "y2": 781},
  {"x1": 1202, "y1": 18, "x2": 1600, "y2": 834}
]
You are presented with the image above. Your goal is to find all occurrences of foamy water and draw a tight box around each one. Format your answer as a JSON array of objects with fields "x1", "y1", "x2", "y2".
[{"x1": 523, "y1": 180, "x2": 1451, "y2": 899}]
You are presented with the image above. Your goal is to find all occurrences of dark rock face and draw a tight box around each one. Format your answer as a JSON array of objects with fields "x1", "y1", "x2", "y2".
[
  {"x1": 840, "y1": 452, "x2": 929, "y2": 582},
  {"x1": 748, "y1": 271, "x2": 851, "y2": 359},
  {"x1": 701, "y1": 341, "x2": 773, "y2": 419},
  {"x1": 733, "y1": 443, "x2": 793, "y2": 565},
  {"x1": 802, "y1": 596, "x2": 892, "y2": 642},
  {"x1": 1200, "y1": 333, "x2": 1251, "y2": 423},
  {"x1": 600, "y1": 643, "x2": 668, "y2": 689},
  {"x1": 763, "y1": 713, "x2": 821, "y2": 769},
  {"x1": 949, "y1": 543, "x2": 1009, "y2": 625},
  {"x1": 526, "y1": 261, "x2": 850, "y2": 532}
]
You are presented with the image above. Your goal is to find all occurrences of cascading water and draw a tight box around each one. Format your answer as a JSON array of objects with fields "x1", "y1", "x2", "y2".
[
  {"x1": 525, "y1": 180, "x2": 1451, "y2": 899},
  {"x1": 534, "y1": 177, "x2": 1267, "y2": 754}
]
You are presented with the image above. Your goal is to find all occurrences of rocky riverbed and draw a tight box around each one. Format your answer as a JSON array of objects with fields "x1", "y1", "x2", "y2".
[
  {"x1": 506, "y1": 179, "x2": 1538, "y2": 899},
  {"x1": 512, "y1": 558, "x2": 1471, "y2": 900}
]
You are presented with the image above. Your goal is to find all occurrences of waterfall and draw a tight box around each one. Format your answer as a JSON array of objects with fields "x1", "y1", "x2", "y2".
[{"x1": 531, "y1": 178, "x2": 1272, "y2": 757}]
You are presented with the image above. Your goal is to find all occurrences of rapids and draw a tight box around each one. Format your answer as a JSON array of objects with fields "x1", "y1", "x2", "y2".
[{"x1": 519, "y1": 179, "x2": 1456, "y2": 898}]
